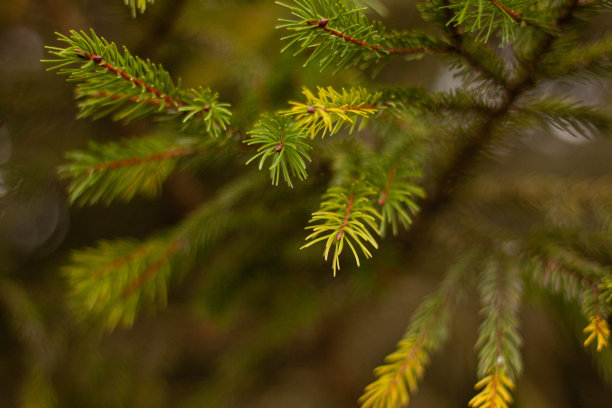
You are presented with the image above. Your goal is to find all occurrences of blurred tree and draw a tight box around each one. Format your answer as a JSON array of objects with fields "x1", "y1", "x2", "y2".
[{"x1": 1, "y1": 0, "x2": 612, "y2": 407}]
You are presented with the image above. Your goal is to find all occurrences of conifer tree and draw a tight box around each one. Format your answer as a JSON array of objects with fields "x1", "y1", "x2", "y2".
[{"x1": 17, "y1": 0, "x2": 612, "y2": 406}]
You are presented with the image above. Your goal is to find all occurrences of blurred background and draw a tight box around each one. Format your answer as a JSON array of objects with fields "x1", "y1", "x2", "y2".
[{"x1": 1, "y1": 0, "x2": 612, "y2": 407}]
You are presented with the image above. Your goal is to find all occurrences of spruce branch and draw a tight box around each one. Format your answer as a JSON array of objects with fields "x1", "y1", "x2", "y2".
[
  {"x1": 64, "y1": 176, "x2": 257, "y2": 331},
  {"x1": 65, "y1": 236, "x2": 181, "y2": 330},
  {"x1": 284, "y1": 86, "x2": 383, "y2": 138},
  {"x1": 419, "y1": 0, "x2": 510, "y2": 87},
  {"x1": 277, "y1": 0, "x2": 450, "y2": 73},
  {"x1": 244, "y1": 114, "x2": 312, "y2": 188},
  {"x1": 515, "y1": 97, "x2": 612, "y2": 139},
  {"x1": 470, "y1": 259, "x2": 523, "y2": 408},
  {"x1": 359, "y1": 262, "x2": 468, "y2": 408},
  {"x1": 43, "y1": 30, "x2": 231, "y2": 136},
  {"x1": 540, "y1": 35, "x2": 612, "y2": 81},
  {"x1": 414, "y1": 0, "x2": 582, "y2": 230},
  {"x1": 444, "y1": 0, "x2": 541, "y2": 44},
  {"x1": 526, "y1": 242, "x2": 611, "y2": 352},
  {"x1": 58, "y1": 135, "x2": 212, "y2": 206},
  {"x1": 380, "y1": 87, "x2": 495, "y2": 117},
  {"x1": 369, "y1": 162, "x2": 425, "y2": 237},
  {"x1": 301, "y1": 181, "x2": 380, "y2": 276}
]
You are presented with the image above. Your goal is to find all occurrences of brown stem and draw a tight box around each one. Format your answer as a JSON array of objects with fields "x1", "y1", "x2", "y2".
[
  {"x1": 489, "y1": 0, "x2": 523, "y2": 23},
  {"x1": 306, "y1": 19, "x2": 451, "y2": 55},
  {"x1": 74, "y1": 49, "x2": 184, "y2": 108},
  {"x1": 442, "y1": 0, "x2": 508, "y2": 88},
  {"x1": 84, "y1": 90, "x2": 175, "y2": 108},
  {"x1": 90, "y1": 246, "x2": 149, "y2": 280},
  {"x1": 86, "y1": 146, "x2": 201, "y2": 175},
  {"x1": 378, "y1": 166, "x2": 397, "y2": 206},
  {"x1": 403, "y1": 0, "x2": 581, "y2": 248},
  {"x1": 336, "y1": 192, "x2": 355, "y2": 240},
  {"x1": 121, "y1": 241, "x2": 181, "y2": 299},
  {"x1": 307, "y1": 104, "x2": 378, "y2": 113}
]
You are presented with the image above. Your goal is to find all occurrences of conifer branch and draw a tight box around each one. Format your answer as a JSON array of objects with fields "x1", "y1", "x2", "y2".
[
  {"x1": 304, "y1": 18, "x2": 451, "y2": 55},
  {"x1": 444, "y1": 0, "x2": 540, "y2": 43},
  {"x1": 423, "y1": 0, "x2": 510, "y2": 88},
  {"x1": 369, "y1": 162, "x2": 425, "y2": 237},
  {"x1": 417, "y1": 0, "x2": 582, "y2": 226},
  {"x1": 527, "y1": 243, "x2": 611, "y2": 352},
  {"x1": 301, "y1": 181, "x2": 380, "y2": 276},
  {"x1": 540, "y1": 35, "x2": 612, "y2": 81},
  {"x1": 58, "y1": 135, "x2": 211, "y2": 206},
  {"x1": 380, "y1": 87, "x2": 495, "y2": 117},
  {"x1": 244, "y1": 114, "x2": 312, "y2": 187},
  {"x1": 359, "y1": 263, "x2": 468, "y2": 408},
  {"x1": 63, "y1": 175, "x2": 257, "y2": 331},
  {"x1": 514, "y1": 97, "x2": 612, "y2": 139},
  {"x1": 488, "y1": 0, "x2": 523, "y2": 22},
  {"x1": 43, "y1": 30, "x2": 231, "y2": 136},
  {"x1": 284, "y1": 86, "x2": 383, "y2": 138},
  {"x1": 65, "y1": 237, "x2": 180, "y2": 330},
  {"x1": 277, "y1": 0, "x2": 450, "y2": 72},
  {"x1": 470, "y1": 260, "x2": 522, "y2": 408}
]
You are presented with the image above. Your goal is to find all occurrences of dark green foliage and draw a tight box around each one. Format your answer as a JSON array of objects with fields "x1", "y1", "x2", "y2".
[{"x1": 245, "y1": 114, "x2": 312, "y2": 187}]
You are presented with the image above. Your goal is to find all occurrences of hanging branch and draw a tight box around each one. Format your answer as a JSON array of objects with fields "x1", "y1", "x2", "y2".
[
  {"x1": 359, "y1": 260, "x2": 470, "y2": 408},
  {"x1": 43, "y1": 29, "x2": 231, "y2": 136},
  {"x1": 469, "y1": 259, "x2": 523, "y2": 408}
]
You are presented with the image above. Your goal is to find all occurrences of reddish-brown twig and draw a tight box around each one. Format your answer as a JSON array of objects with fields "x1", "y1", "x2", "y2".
[
  {"x1": 86, "y1": 146, "x2": 201, "y2": 175},
  {"x1": 74, "y1": 49, "x2": 183, "y2": 108},
  {"x1": 336, "y1": 192, "x2": 355, "y2": 240},
  {"x1": 306, "y1": 19, "x2": 450, "y2": 55}
]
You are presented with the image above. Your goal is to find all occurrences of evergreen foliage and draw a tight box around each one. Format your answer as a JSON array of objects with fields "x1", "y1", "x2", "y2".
[
  {"x1": 59, "y1": 134, "x2": 215, "y2": 206},
  {"x1": 245, "y1": 114, "x2": 312, "y2": 187},
  {"x1": 28, "y1": 0, "x2": 612, "y2": 406},
  {"x1": 124, "y1": 0, "x2": 154, "y2": 16},
  {"x1": 44, "y1": 30, "x2": 231, "y2": 136},
  {"x1": 302, "y1": 181, "x2": 381, "y2": 276}
]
